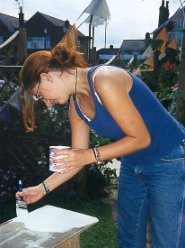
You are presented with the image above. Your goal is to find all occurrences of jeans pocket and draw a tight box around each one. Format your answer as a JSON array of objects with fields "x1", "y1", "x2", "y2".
[{"x1": 160, "y1": 144, "x2": 185, "y2": 162}]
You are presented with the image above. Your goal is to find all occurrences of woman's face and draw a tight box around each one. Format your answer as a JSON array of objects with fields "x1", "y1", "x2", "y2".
[{"x1": 32, "y1": 71, "x2": 72, "y2": 106}]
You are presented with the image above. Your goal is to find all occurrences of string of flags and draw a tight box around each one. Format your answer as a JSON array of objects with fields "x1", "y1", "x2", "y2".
[{"x1": 131, "y1": 26, "x2": 178, "y2": 76}]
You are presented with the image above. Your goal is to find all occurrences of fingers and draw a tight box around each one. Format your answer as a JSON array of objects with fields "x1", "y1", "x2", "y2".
[
  {"x1": 15, "y1": 185, "x2": 44, "y2": 205},
  {"x1": 25, "y1": 199, "x2": 32, "y2": 204},
  {"x1": 16, "y1": 192, "x2": 36, "y2": 205},
  {"x1": 52, "y1": 148, "x2": 71, "y2": 157}
]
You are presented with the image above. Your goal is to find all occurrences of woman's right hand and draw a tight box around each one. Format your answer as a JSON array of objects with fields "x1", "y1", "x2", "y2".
[{"x1": 15, "y1": 184, "x2": 46, "y2": 205}]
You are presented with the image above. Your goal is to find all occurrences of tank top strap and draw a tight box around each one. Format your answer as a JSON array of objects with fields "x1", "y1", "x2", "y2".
[
  {"x1": 87, "y1": 65, "x2": 103, "y2": 93},
  {"x1": 72, "y1": 94, "x2": 90, "y2": 122},
  {"x1": 72, "y1": 65, "x2": 105, "y2": 123}
]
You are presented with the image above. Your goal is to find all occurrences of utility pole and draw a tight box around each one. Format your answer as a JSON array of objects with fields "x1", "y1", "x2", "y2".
[
  {"x1": 176, "y1": 5, "x2": 185, "y2": 124},
  {"x1": 16, "y1": 0, "x2": 27, "y2": 64},
  {"x1": 88, "y1": 15, "x2": 93, "y2": 63}
]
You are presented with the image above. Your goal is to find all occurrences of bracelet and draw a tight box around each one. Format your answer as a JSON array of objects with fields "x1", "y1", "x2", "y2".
[
  {"x1": 92, "y1": 147, "x2": 101, "y2": 164},
  {"x1": 42, "y1": 181, "x2": 50, "y2": 195}
]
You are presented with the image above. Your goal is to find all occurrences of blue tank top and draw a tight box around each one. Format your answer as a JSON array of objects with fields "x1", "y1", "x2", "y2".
[{"x1": 72, "y1": 66, "x2": 185, "y2": 165}]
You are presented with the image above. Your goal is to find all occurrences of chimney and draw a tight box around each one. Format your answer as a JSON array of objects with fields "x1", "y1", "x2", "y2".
[
  {"x1": 158, "y1": 0, "x2": 169, "y2": 27},
  {"x1": 19, "y1": 6, "x2": 25, "y2": 28},
  {"x1": 166, "y1": 1, "x2": 169, "y2": 10},
  {"x1": 65, "y1": 20, "x2": 70, "y2": 29}
]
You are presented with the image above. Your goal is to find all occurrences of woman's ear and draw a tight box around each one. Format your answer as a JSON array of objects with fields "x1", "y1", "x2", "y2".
[{"x1": 40, "y1": 73, "x2": 53, "y2": 83}]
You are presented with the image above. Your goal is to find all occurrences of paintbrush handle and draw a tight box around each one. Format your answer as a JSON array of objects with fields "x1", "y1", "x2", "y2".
[{"x1": 18, "y1": 180, "x2": 23, "y2": 192}]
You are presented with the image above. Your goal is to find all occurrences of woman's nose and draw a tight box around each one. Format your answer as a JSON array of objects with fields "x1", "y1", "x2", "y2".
[{"x1": 43, "y1": 99, "x2": 52, "y2": 106}]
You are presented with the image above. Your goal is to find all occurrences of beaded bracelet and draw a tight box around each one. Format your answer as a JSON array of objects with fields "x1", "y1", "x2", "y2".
[
  {"x1": 42, "y1": 181, "x2": 50, "y2": 195},
  {"x1": 92, "y1": 147, "x2": 101, "y2": 164}
]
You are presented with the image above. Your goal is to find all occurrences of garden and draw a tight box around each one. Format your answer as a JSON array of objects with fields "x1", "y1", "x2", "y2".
[{"x1": 0, "y1": 39, "x2": 185, "y2": 247}]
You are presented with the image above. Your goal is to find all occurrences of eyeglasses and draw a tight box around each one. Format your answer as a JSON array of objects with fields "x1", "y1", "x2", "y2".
[
  {"x1": 35, "y1": 81, "x2": 41, "y2": 98},
  {"x1": 33, "y1": 82, "x2": 43, "y2": 101}
]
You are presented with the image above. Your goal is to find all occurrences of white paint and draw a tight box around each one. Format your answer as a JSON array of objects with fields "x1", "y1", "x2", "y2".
[
  {"x1": 22, "y1": 232, "x2": 53, "y2": 248},
  {"x1": 16, "y1": 206, "x2": 29, "y2": 219},
  {"x1": 16, "y1": 199, "x2": 29, "y2": 218},
  {"x1": 0, "y1": 228, "x2": 52, "y2": 248},
  {"x1": 49, "y1": 146, "x2": 70, "y2": 172},
  {"x1": 13, "y1": 205, "x2": 98, "y2": 233}
]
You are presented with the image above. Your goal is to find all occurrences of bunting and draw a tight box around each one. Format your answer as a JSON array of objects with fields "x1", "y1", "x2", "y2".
[
  {"x1": 168, "y1": 37, "x2": 178, "y2": 50},
  {"x1": 158, "y1": 52, "x2": 166, "y2": 61},
  {"x1": 142, "y1": 45, "x2": 153, "y2": 58},
  {"x1": 128, "y1": 56, "x2": 135, "y2": 65},
  {"x1": 155, "y1": 27, "x2": 169, "y2": 42},
  {"x1": 133, "y1": 67, "x2": 141, "y2": 77},
  {"x1": 159, "y1": 41, "x2": 167, "y2": 53},
  {"x1": 143, "y1": 55, "x2": 154, "y2": 68}
]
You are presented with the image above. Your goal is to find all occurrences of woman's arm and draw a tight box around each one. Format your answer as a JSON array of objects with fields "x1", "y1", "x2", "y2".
[
  {"x1": 52, "y1": 68, "x2": 151, "y2": 171},
  {"x1": 92, "y1": 68, "x2": 151, "y2": 161},
  {"x1": 16, "y1": 97, "x2": 94, "y2": 204},
  {"x1": 43, "y1": 68, "x2": 151, "y2": 173}
]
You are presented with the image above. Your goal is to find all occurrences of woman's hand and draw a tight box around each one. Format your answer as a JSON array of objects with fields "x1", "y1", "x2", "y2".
[
  {"x1": 52, "y1": 148, "x2": 94, "y2": 174},
  {"x1": 15, "y1": 184, "x2": 46, "y2": 205}
]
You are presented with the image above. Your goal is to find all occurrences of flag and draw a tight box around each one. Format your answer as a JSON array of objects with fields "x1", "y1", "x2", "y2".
[
  {"x1": 168, "y1": 37, "x2": 177, "y2": 50},
  {"x1": 155, "y1": 27, "x2": 169, "y2": 42},
  {"x1": 159, "y1": 41, "x2": 167, "y2": 53},
  {"x1": 143, "y1": 55, "x2": 154, "y2": 68},
  {"x1": 128, "y1": 56, "x2": 135, "y2": 65},
  {"x1": 159, "y1": 52, "x2": 166, "y2": 61},
  {"x1": 133, "y1": 67, "x2": 141, "y2": 77},
  {"x1": 142, "y1": 45, "x2": 153, "y2": 58},
  {"x1": 105, "y1": 54, "x2": 117, "y2": 65},
  {"x1": 77, "y1": 0, "x2": 111, "y2": 26},
  {"x1": 60, "y1": 25, "x2": 78, "y2": 50}
]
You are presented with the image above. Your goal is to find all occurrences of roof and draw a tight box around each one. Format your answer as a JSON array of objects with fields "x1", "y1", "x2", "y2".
[
  {"x1": 38, "y1": 12, "x2": 66, "y2": 27},
  {"x1": 0, "y1": 12, "x2": 19, "y2": 33},
  {"x1": 97, "y1": 47, "x2": 119, "y2": 55},
  {"x1": 153, "y1": 6, "x2": 185, "y2": 35},
  {"x1": 32, "y1": 12, "x2": 85, "y2": 37},
  {"x1": 0, "y1": 11, "x2": 86, "y2": 38},
  {"x1": 169, "y1": 7, "x2": 184, "y2": 28},
  {"x1": 120, "y1": 40, "x2": 146, "y2": 52}
]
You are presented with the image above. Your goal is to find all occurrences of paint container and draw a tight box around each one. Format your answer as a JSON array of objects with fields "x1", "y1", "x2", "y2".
[{"x1": 49, "y1": 146, "x2": 70, "y2": 172}]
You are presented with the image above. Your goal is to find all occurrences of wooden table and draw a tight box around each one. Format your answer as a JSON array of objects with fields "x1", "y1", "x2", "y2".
[{"x1": 0, "y1": 205, "x2": 98, "y2": 248}]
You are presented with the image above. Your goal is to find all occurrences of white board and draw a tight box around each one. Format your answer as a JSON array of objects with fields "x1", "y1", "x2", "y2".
[{"x1": 13, "y1": 205, "x2": 99, "y2": 233}]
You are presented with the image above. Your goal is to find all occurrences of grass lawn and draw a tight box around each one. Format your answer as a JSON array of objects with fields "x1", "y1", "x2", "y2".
[{"x1": 0, "y1": 187, "x2": 119, "y2": 248}]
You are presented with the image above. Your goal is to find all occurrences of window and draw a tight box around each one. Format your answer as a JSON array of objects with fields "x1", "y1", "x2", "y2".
[
  {"x1": 0, "y1": 36, "x2": 3, "y2": 45},
  {"x1": 27, "y1": 37, "x2": 51, "y2": 49}
]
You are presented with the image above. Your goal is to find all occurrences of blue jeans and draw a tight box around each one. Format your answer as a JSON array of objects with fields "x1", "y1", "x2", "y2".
[{"x1": 118, "y1": 141, "x2": 185, "y2": 248}]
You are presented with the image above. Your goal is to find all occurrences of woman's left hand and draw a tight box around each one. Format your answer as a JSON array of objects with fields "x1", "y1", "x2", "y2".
[{"x1": 52, "y1": 148, "x2": 94, "y2": 173}]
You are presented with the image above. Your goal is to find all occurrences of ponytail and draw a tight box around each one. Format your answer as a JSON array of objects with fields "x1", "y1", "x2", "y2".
[
  {"x1": 51, "y1": 43, "x2": 87, "y2": 69},
  {"x1": 20, "y1": 44, "x2": 87, "y2": 131}
]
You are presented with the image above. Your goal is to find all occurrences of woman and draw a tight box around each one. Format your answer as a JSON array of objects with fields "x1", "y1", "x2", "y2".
[{"x1": 17, "y1": 44, "x2": 185, "y2": 248}]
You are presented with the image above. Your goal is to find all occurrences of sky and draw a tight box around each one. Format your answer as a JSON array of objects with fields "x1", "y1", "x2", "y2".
[{"x1": 0, "y1": 0, "x2": 182, "y2": 49}]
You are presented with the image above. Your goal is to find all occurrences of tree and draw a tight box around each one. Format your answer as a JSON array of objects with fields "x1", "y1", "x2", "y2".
[{"x1": 176, "y1": 18, "x2": 185, "y2": 125}]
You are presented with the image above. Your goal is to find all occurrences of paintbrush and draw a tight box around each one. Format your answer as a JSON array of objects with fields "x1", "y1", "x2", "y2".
[{"x1": 16, "y1": 180, "x2": 28, "y2": 217}]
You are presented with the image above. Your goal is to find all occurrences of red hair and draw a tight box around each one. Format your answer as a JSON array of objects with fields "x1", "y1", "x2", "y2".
[{"x1": 20, "y1": 44, "x2": 87, "y2": 131}]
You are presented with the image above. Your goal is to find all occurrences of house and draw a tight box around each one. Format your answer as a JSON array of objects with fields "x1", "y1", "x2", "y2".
[
  {"x1": 119, "y1": 1, "x2": 184, "y2": 63},
  {"x1": 119, "y1": 39, "x2": 147, "y2": 62},
  {"x1": 26, "y1": 12, "x2": 89, "y2": 57},
  {"x1": 0, "y1": 11, "x2": 89, "y2": 60},
  {"x1": 153, "y1": 1, "x2": 184, "y2": 47},
  {"x1": 96, "y1": 45, "x2": 119, "y2": 63},
  {"x1": 0, "y1": 12, "x2": 19, "y2": 45}
]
